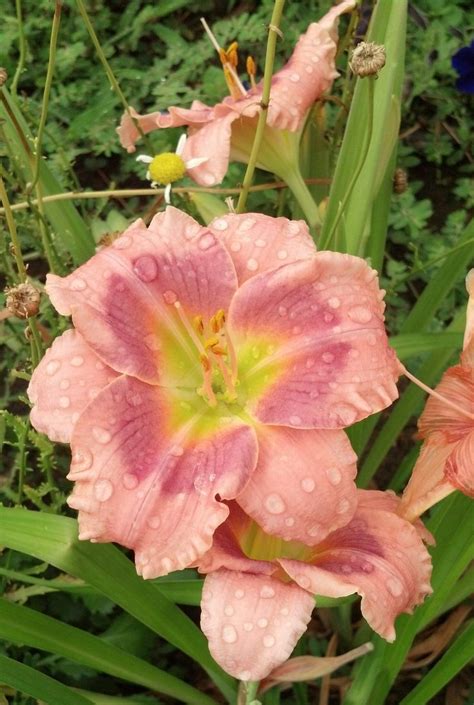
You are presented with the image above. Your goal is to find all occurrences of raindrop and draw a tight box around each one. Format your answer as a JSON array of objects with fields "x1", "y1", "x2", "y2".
[
  {"x1": 122, "y1": 473, "x2": 139, "y2": 489},
  {"x1": 387, "y1": 578, "x2": 403, "y2": 597},
  {"x1": 260, "y1": 586, "x2": 275, "y2": 599},
  {"x1": 147, "y1": 515, "x2": 161, "y2": 529},
  {"x1": 301, "y1": 477, "x2": 315, "y2": 493},
  {"x1": 92, "y1": 426, "x2": 111, "y2": 444},
  {"x1": 263, "y1": 635, "x2": 276, "y2": 647},
  {"x1": 59, "y1": 379, "x2": 70, "y2": 390},
  {"x1": 290, "y1": 72, "x2": 300, "y2": 82},
  {"x1": 322, "y1": 352, "x2": 334, "y2": 363},
  {"x1": 238, "y1": 218, "x2": 256, "y2": 232},
  {"x1": 59, "y1": 396, "x2": 70, "y2": 409},
  {"x1": 257, "y1": 618, "x2": 268, "y2": 628},
  {"x1": 348, "y1": 306, "x2": 372, "y2": 323},
  {"x1": 230, "y1": 241, "x2": 241, "y2": 252},
  {"x1": 133, "y1": 255, "x2": 158, "y2": 282},
  {"x1": 234, "y1": 589, "x2": 245, "y2": 599},
  {"x1": 255, "y1": 238, "x2": 267, "y2": 247},
  {"x1": 224, "y1": 605, "x2": 234, "y2": 616},
  {"x1": 71, "y1": 356, "x2": 84, "y2": 367},
  {"x1": 337, "y1": 498, "x2": 351, "y2": 514},
  {"x1": 278, "y1": 305, "x2": 287, "y2": 317},
  {"x1": 199, "y1": 233, "x2": 215, "y2": 250},
  {"x1": 72, "y1": 448, "x2": 93, "y2": 470},
  {"x1": 246, "y1": 258, "x2": 258, "y2": 272},
  {"x1": 289, "y1": 415, "x2": 302, "y2": 426},
  {"x1": 285, "y1": 516, "x2": 295, "y2": 527},
  {"x1": 70, "y1": 278, "x2": 87, "y2": 291},
  {"x1": 222, "y1": 625, "x2": 238, "y2": 643},
  {"x1": 307, "y1": 524, "x2": 321, "y2": 538},
  {"x1": 46, "y1": 360, "x2": 61, "y2": 375},
  {"x1": 277, "y1": 249, "x2": 288, "y2": 260},
  {"x1": 264, "y1": 493, "x2": 286, "y2": 514},
  {"x1": 326, "y1": 467, "x2": 342, "y2": 486},
  {"x1": 213, "y1": 218, "x2": 228, "y2": 231},
  {"x1": 163, "y1": 290, "x2": 178, "y2": 304},
  {"x1": 94, "y1": 479, "x2": 113, "y2": 502},
  {"x1": 243, "y1": 622, "x2": 253, "y2": 632}
]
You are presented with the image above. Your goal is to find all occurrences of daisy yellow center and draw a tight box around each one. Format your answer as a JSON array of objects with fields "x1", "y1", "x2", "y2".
[{"x1": 149, "y1": 153, "x2": 186, "y2": 184}]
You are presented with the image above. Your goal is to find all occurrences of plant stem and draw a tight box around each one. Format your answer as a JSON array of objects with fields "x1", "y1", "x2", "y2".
[
  {"x1": 284, "y1": 166, "x2": 322, "y2": 232},
  {"x1": 11, "y1": 0, "x2": 27, "y2": 94},
  {"x1": 237, "y1": 681, "x2": 260, "y2": 705},
  {"x1": 27, "y1": 0, "x2": 62, "y2": 194},
  {"x1": 1, "y1": 179, "x2": 332, "y2": 214},
  {"x1": 320, "y1": 77, "x2": 375, "y2": 250},
  {"x1": 236, "y1": 0, "x2": 286, "y2": 213},
  {"x1": 75, "y1": 0, "x2": 153, "y2": 152}
]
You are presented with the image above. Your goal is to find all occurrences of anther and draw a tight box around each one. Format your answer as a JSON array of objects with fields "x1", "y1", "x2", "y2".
[
  {"x1": 246, "y1": 56, "x2": 257, "y2": 90},
  {"x1": 193, "y1": 315, "x2": 204, "y2": 335}
]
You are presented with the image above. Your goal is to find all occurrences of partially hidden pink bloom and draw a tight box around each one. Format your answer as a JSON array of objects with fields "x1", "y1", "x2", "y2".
[
  {"x1": 198, "y1": 491, "x2": 433, "y2": 681},
  {"x1": 117, "y1": 0, "x2": 355, "y2": 186},
  {"x1": 400, "y1": 270, "x2": 474, "y2": 521},
  {"x1": 28, "y1": 207, "x2": 399, "y2": 579}
]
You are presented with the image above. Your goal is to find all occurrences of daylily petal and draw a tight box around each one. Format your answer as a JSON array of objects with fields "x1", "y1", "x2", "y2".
[
  {"x1": 117, "y1": 102, "x2": 214, "y2": 153},
  {"x1": 181, "y1": 113, "x2": 236, "y2": 186},
  {"x1": 200, "y1": 568, "x2": 315, "y2": 681},
  {"x1": 46, "y1": 208, "x2": 237, "y2": 385},
  {"x1": 265, "y1": 0, "x2": 355, "y2": 131},
  {"x1": 445, "y1": 429, "x2": 474, "y2": 496},
  {"x1": 418, "y1": 364, "x2": 473, "y2": 442},
  {"x1": 237, "y1": 426, "x2": 358, "y2": 544},
  {"x1": 67, "y1": 375, "x2": 258, "y2": 578},
  {"x1": 230, "y1": 252, "x2": 400, "y2": 429},
  {"x1": 399, "y1": 439, "x2": 458, "y2": 522},
  {"x1": 280, "y1": 490, "x2": 432, "y2": 641},
  {"x1": 28, "y1": 329, "x2": 118, "y2": 443},
  {"x1": 208, "y1": 213, "x2": 316, "y2": 285}
]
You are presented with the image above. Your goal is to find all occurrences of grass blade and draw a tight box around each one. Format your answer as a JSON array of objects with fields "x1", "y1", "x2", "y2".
[
  {"x1": 0, "y1": 507, "x2": 236, "y2": 703},
  {"x1": 0, "y1": 653, "x2": 93, "y2": 705},
  {"x1": 0, "y1": 598, "x2": 215, "y2": 705}
]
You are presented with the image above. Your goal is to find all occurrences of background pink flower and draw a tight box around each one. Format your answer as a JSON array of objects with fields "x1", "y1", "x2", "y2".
[{"x1": 198, "y1": 491, "x2": 433, "y2": 681}]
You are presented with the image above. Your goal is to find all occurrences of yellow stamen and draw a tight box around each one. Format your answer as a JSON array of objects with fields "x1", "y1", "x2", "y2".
[
  {"x1": 226, "y1": 42, "x2": 239, "y2": 68},
  {"x1": 210, "y1": 308, "x2": 226, "y2": 333},
  {"x1": 193, "y1": 315, "x2": 204, "y2": 335},
  {"x1": 246, "y1": 55, "x2": 257, "y2": 90},
  {"x1": 204, "y1": 335, "x2": 220, "y2": 350},
  {"x1": 200, "y1": 17, "x2": 247, "y2": 98},
  {"x1": 200, "y1": 354, "x2": 217, "y2": 407}
]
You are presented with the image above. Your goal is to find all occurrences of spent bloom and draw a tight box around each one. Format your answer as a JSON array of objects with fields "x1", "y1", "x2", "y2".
[
  {"x1": 197, "y1": 493, "x2": 433, "y2": 681},
  {"x1": 400, "y1": 270, "x2": 474, "y2": 521},
  {"x1": 117, "y1": 1, "x2": 355, "y2": 190},
  {"x1": 28, "y1": 207, "x2": 399, "y2": 579}
]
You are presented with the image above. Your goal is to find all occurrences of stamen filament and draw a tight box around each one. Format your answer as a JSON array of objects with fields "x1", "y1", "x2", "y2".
[
  {"x1": 224, "y1": 328, "x2": 239, "y2": 385},
  {"x1": 200, "y1": 17, "x2": 248, "y2": 97},
  {"x1": 174, "y1": 302, "x2": 207, "y2": 355},
  {"x1": 200, "y1": 355, "x2": 218, "y2": 407},
  {"x1": 403, "y1": 366, "x2": 474, "y2": 422},
  {"x1": 213, "y1": 353, "x2": 237, "y2": 399}
]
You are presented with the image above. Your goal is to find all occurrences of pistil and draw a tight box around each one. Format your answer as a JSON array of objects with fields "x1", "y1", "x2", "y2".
[{"x1": 403, "y1": 366, "x2": 474, "y2": 422}]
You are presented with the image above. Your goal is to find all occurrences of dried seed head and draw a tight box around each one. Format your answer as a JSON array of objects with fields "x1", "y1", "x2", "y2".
[
  {"x1": 0, "y1": 68, "x2": 7, "y2": 87},
  {"x1": 350, "y1": 42, "x2": 386, "y2": 78},
  {"x1": 393, "y1": 168, "x2": 408, "y2": 194},
  {"x1": 5, "y1": 282, "x2": 41, "y2": 319}
]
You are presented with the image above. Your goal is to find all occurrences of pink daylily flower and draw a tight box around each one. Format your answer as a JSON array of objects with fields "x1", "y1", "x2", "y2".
[
  {"x1": 197, "y1": 491, "x2": 433, "y2": 682},
  {"x1": 117, "y1": 0, "x2": 355, "y2": 187},
  {"x1": 28, "y1": 207, "x2": 399, "y2": 578},
  {"x1": 400, "y1": 270, "x2": 474, "y2": 521}
]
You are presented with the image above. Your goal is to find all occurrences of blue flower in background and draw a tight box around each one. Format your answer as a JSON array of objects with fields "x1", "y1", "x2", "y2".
[{"x1": 452, "y1": 40, "x2": 474, "y2": 94}]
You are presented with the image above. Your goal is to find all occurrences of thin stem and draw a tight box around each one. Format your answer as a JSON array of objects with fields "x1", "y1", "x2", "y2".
[
  {"x1": 1, "y1": 179, "x2": 332, "y2": 214},
  {"x1": 0, "y1": 174, "x2": 43, "y2": 363},
  {"x1": 237, "y1": 680, "x2": 260, "y2": 705},
  {"x1": 75, "y1": 0, "x2": 153, "y2": 151},
  {"x1": 0, "y1": 174, "x2": 27, "y2": 279},
  {"x1": 11, "y1": 0, "x2": 27, "y2": 94},
  {"x1": 27, "y1": 0, "x2": 62, "y2": 194},
  {"x1": 320, "y1": 77, "x2": 375, "y2": 250},
  {"x1": 403, "y1": 366, "x2": 474, "y2": 422},
  {"x1": 16, "y1": 420, "x2": 29, "y2": 505},
  {"x1": 236, "y1": 0, "x2": 286, "y2": 214}
]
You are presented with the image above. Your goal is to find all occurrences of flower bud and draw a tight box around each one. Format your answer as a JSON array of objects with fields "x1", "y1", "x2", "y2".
[
  {"x1": 5, "y1": 282, "x2": 41, "y2": 319},
  {"x1": 350, "y1": 42, "x2": 386, "y2": 78}
]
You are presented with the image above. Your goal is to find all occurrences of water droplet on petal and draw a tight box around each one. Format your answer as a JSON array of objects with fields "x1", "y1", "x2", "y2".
[
  {"x1": 348, "y1": 306, "x2": 372, "y2": 323},
  {"x1": 70, "y1": 278, "x2": 87, "y2": 291},
  {"x1": 277, "y1": 249, "x2": 288, "y2": 260},
  {"x1": 92, "y1": 426, "x2": 112, "y2": 444},
  {"x1": 285, "y1": 516, "x2": 295, "y2": 527},
  {"x1": 257, "y1": 618, "x2": 268, "y2": 628},
  {"x1": 289, "y1": 415, "x2": 302, "y2": 426},
  {"x1": 307, "y1": 524, "x2": 321, "y2": 538},
  {"x1": 278, "y1": 305, "x2": 287, "y2": 317},
  {"x1": 234, "y1": 589, "x2": 245, "y2": 599},
  {"x1": 301, "y1": 477, "x2": 315, "y2": 493},
  {"x1": 59, "y1": 396, "x2": 70, "y2": 409},
  {"x1": 387, "y1": 578, "x2": 403, "y2": 597},
  {"x1": 264, "y1": 493, "x2": 286, "y2": 514},
  {"x1": 280, "y1": 607, "x2": 289, "y2": 616},
  {"x1": 222, "y1": 625, "x2": 238, "y2": 643},
  {"x1": 328, "y1": 297, "x2": 341, "y2": 309},
  {"x1": 213, "y1": 218, "x2": 228, "y2": 231},
  {"x1": 133, "y1": 255, "x2": 158, "y2": 282},
  {"x1": 243, "y1": 622, "x2": 253, "y2": 631},
  {"x1": 263, "y1": 634, "x2": 276, "y2": 647},
  {"x1": 246, "y1": 258, "x2": 258, "y2": 272},
  {"x1": 147, "y1": 515, "x2": 161, "y2": 529},
  {"x1": 334, "y1": 404, "x2": 358, "y2": 425},
  {"x1": 170, "y1": 445, "x2": 184, "y2": 457},
  {"x1": 238, "y1": 218, "x2": 256, "y2": 232},
  {"x1": 260, "y1": 586, "x2": 275, "y2": 599},
  {"x1": 337, "y1": 498, "x2": 351, "y2": 514},
  {"x1": 60, "y1": 378, "x2": 70, "y2": 390},
  {"x1": 322, "y1": 352, "x2": 334, "y2": 363},
  {"x1": 326, "y1": 467, "x2": 342, "y2": 485},
  {"x1": 341, "y1": 564, "x2": 353, "y2": 574},
  {"x1": 71, "y1": 356, "x2": 84, "y2": 367},
  {"x1": 255, "y1": 238, "x2": 266, "y2": 247},
  {"x1": 199, "y1": 233, "x2": 215, "y2": 250},
  {"x1": 46, "y1": 360, "x2": 61, "y2": 375},
  {"x1": 72, "y1": 448, "x2": 93, "y2": 470},
  {"x1": 230, "y1": 241, "x2": 241, "y2": 252},
  {"x1": 122, "y1": 472, "x2": 139, "y2": 489},
  {"x1": 239, "y1": 670, "x2": 251, "y2": 681},
  {"x1": 94, "y1": 479, "x2": 113, "y2": 501},
  {"x1": 163, "y1": 289, "x2": 178, "y2": 304},
  {"x1": 224, "y1": 605, "x2": 234, "y2": 616}
]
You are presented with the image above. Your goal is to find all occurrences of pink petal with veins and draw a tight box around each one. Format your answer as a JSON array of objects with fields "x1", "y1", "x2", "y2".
[
  {"x1": 201, "y1": 569, "x2": 314, "y2": 681},
  {"x1": 181, "y1": 113, "x2": 236, "y2": 186},
  {"x1": 208, "y1": 213, "x2": 316, "y2": 285},
  {"x1": 46, "y1": 208, "x2": 237, "y2": 384},
  {"x1": 237, "y1": 426, "x2": 357, "y2": 544},
  {"x1": 67, "y1": 375, "x2": 258, "y2": 578},
  {"x1": 445, "y1": 430, "x2": 474, "y2": 496},
  {"x1": 280, "y1": 490, "x2": 432, "y2": 642},
  {"x1": 229, "y1": 252, "x2": 400, "y2": 429},
  {"x1": 418, "y1": 365, "x2": 473, "y2": 442},
  {"x1": 28, "y1": 329, "x2": 118, "y2": 443}
]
